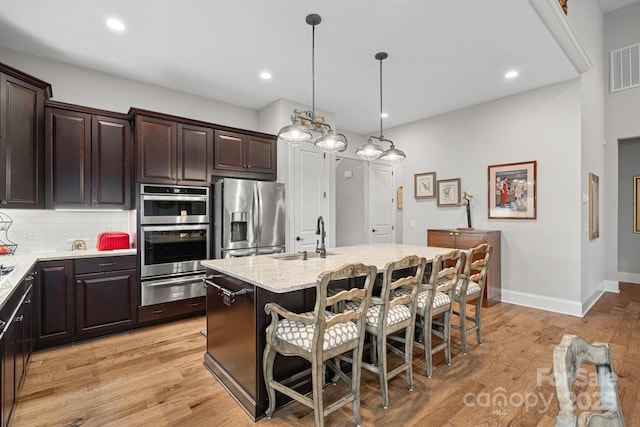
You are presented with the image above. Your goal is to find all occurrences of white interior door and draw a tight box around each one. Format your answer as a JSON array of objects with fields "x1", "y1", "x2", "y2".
[
  {"x1": 368, "y1": 162, "x2": 395, "y2": 243},
  {"x1": 293, "y1": 145, "x2": 326, "y2": 252}
]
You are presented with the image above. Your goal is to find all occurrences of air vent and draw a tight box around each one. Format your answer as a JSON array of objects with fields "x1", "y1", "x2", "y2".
[{"x1": 610, "y1": 43, "x2": 640, "y2": 93}]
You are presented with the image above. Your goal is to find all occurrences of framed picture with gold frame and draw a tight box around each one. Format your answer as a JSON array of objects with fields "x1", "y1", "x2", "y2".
[
  {"x1": 589, "y1": 172, "x2": 599, "y2": 240},
  {"x1": 634, "y1": 176, "x2": 640, "y2": 233}
]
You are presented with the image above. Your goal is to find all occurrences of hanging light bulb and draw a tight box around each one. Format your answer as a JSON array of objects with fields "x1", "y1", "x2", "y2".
[
  {"x1": 277, "y1": 14, "x2": 347, "y2": 153},
  {"x1": 357, "y1": 52, "x2": 405, "y2": 161}
]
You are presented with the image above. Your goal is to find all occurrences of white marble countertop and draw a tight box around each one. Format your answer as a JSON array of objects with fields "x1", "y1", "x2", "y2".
[
  {"x1": 201, "y1": 243, "x2": 452, "y2": 294},
  {"x1": 0, "y1": 248, "x2": 136, "y2": 309}
]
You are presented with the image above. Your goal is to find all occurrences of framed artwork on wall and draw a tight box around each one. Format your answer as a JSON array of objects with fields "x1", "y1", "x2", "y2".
[
  {"x1": 414, "y1": 172, "x2": 436, "y2": 199},
  {"x1": 488, "y1": 160, "x2": 537, "y2": 219},
  {"x1": 436, "y1": 178, "x2": 461, "y2": 207},
  {"x1": 589, "y1": 172, "x2": 599, "y2": 240},
  {"x1": 635, "y1": 176, "x2": 640, "y2": 233}
]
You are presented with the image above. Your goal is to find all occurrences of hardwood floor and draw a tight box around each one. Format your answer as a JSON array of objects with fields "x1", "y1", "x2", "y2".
[{"x1": 13, "y1": 283, "x2": 640, "y2": 427}]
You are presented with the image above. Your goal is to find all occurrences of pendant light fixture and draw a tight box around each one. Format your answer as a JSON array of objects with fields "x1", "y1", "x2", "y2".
[
  {"x1": 277, "y1": 14, "x2": 347, "y2": 153},
  {"x1": 356, "y1": 52, "x2": 406, "y2": 162}
]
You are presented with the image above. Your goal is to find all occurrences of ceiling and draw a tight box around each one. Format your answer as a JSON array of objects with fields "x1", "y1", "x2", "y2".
[{"x1": 0, "y1": 1, "x2": 635, "y2": 135}]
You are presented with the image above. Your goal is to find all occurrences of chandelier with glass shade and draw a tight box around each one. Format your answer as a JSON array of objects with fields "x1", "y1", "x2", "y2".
[
  {"x1": 356, "y1": 52, "x2": 406, "y2": 161},
  {"x1": 277, "y1": 14, "x2": 347, "y2": 154}
]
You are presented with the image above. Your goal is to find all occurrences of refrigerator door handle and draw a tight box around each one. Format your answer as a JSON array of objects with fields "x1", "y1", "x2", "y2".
[{"x1": 255, "y1": 183, "x2": 262, "y2": 245}]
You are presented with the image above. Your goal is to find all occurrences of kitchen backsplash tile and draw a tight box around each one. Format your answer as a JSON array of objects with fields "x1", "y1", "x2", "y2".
[{"x1": 1, "y1": 210, "x2": 136, "y2": 253}]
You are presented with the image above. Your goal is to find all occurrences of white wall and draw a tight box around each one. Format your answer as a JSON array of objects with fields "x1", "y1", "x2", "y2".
[
  {"x1": 385, "y1": 80, "x2": 583, "y2": 313},
  {"x1": 567, "y1": 0, "x2": 607, "y2": 305},
  {"x1": 0, "y1": 47, "x2": 258, "y2": 130},
  {"x1": 603, "y1": 2, "x2": 640, "y2": 286},
  {"x1": 335, "y1": 157, "x2": 366, "y2": 246}
]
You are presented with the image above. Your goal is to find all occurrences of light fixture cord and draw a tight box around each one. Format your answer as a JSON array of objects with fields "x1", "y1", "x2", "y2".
[
  {"x1": 311, "y1": 22, "x2": 316, "y2": 119},
  {"x1": 379, "y1": 56, "x2": 384, "y2": 139}
]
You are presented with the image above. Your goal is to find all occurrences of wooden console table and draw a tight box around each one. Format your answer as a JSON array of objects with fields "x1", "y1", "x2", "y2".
[{"x1": 427, "y1": 229, "x2": 501, "y2": 307}]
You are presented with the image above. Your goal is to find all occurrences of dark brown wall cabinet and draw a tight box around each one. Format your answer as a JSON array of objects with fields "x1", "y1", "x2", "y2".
[
  {"x1": 35, "y1": 256, "x2": 138, "y2": 350},
  {"x1": 214, "y1": 130, "x2": 276, "y2": 181},
  {"x1": 0, "y1": 269, "x2": 35, "y2": 427},
  {"x1": 427, "y1": 229, "x2": 502, "y2": 307},
  {"x1": 45, "y1": 102, "x2": 132, "y2": 209},
  {"x1": 0, "y1": 63, "x2": 52, "y2": 208},
  {"x1": 135, "y1": 114, "x2": 213, "y2": 186}
]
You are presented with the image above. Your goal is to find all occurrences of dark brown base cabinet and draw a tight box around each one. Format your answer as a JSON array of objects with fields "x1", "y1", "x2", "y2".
[
  {"x1": 203, "y1": 269, "x2": 312, "y2": 420},
  {"x1": 35, "y1": 256, "x2": 138, "y2": 350},
  {"x1": 137, "y1": 296, "x2": 205, "y2": 325},
  {"x1": 427, "y1": 229, "x2": 501, "y2": 307},
  {"x1": 0, "y1": 269, "x2": 35, "y2": 427}
]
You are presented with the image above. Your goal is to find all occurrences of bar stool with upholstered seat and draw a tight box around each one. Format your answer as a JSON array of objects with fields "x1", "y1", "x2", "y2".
[
  {"x1": 411, "y1": 249, "x2": 464, "y2": 377},
  {"x1": 349, "y1": 255, "x2": 426, "y2": 409},
  {"x1": 262, "y1": 262, "x2": 376, "y2": 427},
  {"x1": 451, "y1": 243, "x2": 492, "y2": 354}
]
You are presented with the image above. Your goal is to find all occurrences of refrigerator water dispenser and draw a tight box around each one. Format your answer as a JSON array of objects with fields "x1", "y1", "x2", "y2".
[{"x1": 230, "y1": 212, "x2": 247, "y2": 242}]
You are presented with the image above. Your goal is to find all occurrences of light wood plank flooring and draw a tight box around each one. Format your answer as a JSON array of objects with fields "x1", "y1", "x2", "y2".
[{"x1": 12, "y1": 283, "x2": 640, "y2": 426}]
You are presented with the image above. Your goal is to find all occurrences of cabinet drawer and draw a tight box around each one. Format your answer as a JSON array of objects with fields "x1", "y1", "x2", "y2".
[
  {"x1": 75, "y1": 256, "x2": 136, "y2": 274},
  {"x1": 138, "y1": 296, "x2": 205, "y2": 324}
]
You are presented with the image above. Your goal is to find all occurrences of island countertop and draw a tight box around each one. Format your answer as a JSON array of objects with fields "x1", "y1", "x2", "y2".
[{"x1": 201, "y1": 243, "x2": 452, "y2": 293}]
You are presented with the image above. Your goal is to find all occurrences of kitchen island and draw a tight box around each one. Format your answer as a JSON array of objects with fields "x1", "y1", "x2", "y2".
[{"x1": 200, "y1": 243, "x2": 451, "y2": 420}]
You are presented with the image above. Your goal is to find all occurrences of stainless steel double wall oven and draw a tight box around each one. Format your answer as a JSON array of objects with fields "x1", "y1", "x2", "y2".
[{"x1": 139, "y1": 184, "x2": 210, "y2": 306}]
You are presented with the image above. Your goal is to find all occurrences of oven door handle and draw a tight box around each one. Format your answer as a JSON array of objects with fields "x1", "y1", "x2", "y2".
[
  {"x1": 203, "y1": 275, "x2": 252, "y2": 306},
  {"x1": 144, "y1": 275, "x2": 206, "y2": 288}
]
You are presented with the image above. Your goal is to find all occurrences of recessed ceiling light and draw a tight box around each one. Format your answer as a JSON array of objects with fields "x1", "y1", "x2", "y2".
[
  {"x1": 260, "y1": 71, "x2": 272, "y2": 80},
  {"x1": 381, "y1": 112, "x2": 388, "y2": 118},
  {"x1": 106, "y1": 18, "x2": 125, "y2": 32},
  {"x1": 505, "y1": 70, "x2": 519, "y2": 79}
]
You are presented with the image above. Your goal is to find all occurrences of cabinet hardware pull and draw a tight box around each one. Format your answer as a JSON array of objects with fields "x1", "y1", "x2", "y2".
[
  {"x1": 98, "y1": 263, "x2": 116, "y2": 267},
  {"x1": 151, "y1": 309, "x2": 168, "y2": 314},
  {"x1": 0, "y1": 320, "x2": 5, "y2": 328},
  {"x1": 24, "y1": 299, "x2": 31, "y2": 305},
  {"x1": 15, "y1": 315, "x2": 23, "y2": 323},
  {"x1": 204, "y1": 276, "x2": 252, "y2": 307},
  {"x1": 189, "y1": 303, "x2": 201, "y2": 307}
]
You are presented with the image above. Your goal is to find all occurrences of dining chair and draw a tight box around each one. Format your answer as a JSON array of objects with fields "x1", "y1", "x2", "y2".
[
  {"x1": 451, "y1": 243, "x2": 492, "y2": 354},
  {"x1": 262, "y1": 262, "x2": 376, "y2": 427},
  {"x1": 411, "y1": 249, "x2": 464, "y2": 378},
  {"x1": 351, "y1": 255, "x2": 427, "y2": 409},
  {"x1": 554, "y1": 334, "x2": 625, "y2": 426}
]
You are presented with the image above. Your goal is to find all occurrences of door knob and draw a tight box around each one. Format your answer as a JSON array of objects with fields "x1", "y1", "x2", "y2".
[
  {"x1": 296, "y1": 236, "x2": 304, "y2": 241},
  {"x1": 372, "y1": 229, "x2": 377, "y2": 232}
]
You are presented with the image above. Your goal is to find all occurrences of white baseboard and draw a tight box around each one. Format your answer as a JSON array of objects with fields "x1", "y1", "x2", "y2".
[
  {"x1": 501, "y1": 289, "x2": 583, "y2": 317},
  {"x1": 617, "y1": 272, "x2": 640, "y2": 284},
  {"x1": 602, "y1": 280, "x2": 620, "y2": 293}
]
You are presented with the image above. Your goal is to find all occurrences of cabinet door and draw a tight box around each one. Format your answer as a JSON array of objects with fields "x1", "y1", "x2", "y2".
[
  {"x1": 1, "y1": 314, "x2": 16, "y2": 427},
  {"x1": 177, "y1": 123, "x2": 213, "y2": 185},
  {"x1": 0, "y1": 73, "x2": 45, "y2": 208},
  {"x1": 92, "y1": 115, "x2": 132, "y2": 208},
  {"x1": 214, "y1": 130, "x2": 245, "y2": 172},
  {"x1": 45, "y1": 107, "x2": 92, "y2": 208},
  {"x1": 246, "y1": 135, "x2": 276, "y2": 178},
  {"x1": 136, "y1": 116, "x2": 176, "y2": 184},
  {"x1": 427, "y1": 230, "x2": 455, "y2": 248},
  {"x1": 76, "y1": 269, "x2": 137, "y2": 338},
  {"x1": 35, "y1": 261, "x2": 74, "y2": 348},
  {"x1": 16, "y1": 286, "x2": 33, "y2": 392}
]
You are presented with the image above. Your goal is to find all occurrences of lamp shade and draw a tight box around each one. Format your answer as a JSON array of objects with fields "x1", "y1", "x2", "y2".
[
  {"x1": 314, "y1": 130, "x2": 347, "y2": 153},
  {"x1": 278, "y1": 124, "x2": 313, "y2": 144},
  {"x1": 379, "y1": 145, "x2": 406, "y2": 161},
  {"x1": 356, "y1": 141, "x2": 384, "y2": 160}
]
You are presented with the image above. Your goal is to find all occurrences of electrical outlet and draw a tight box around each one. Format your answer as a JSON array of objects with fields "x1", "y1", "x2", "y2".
[
  {"x1": 410, "y1": 220, "x2": 416, "y2": 229},
  {"x1": 28, "y1": 230, "x2": 39, "y2": 240}
]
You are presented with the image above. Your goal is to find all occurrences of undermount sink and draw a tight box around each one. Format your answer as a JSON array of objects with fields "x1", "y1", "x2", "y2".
[{"x1": 271, "y1": 251, "x2": 335, "y2": 261}]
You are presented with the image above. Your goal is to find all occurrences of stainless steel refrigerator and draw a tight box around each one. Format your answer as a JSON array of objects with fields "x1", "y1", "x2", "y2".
[{"x1": 212, "y1": 178, "x2": 285, "y2": 258}]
